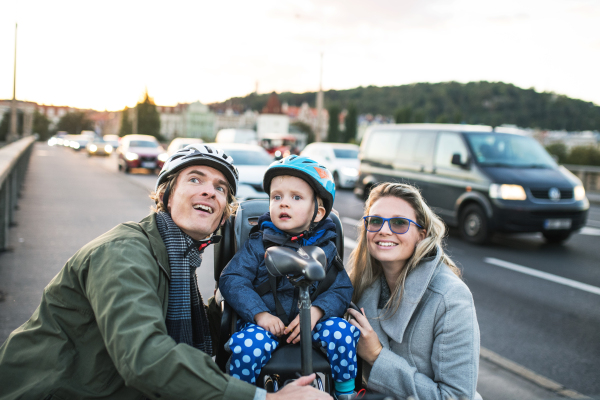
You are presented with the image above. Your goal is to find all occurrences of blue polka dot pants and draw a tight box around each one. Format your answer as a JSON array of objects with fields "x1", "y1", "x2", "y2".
[{"x1": 225, "y1": 317, "x2": 360, "y2": 385}]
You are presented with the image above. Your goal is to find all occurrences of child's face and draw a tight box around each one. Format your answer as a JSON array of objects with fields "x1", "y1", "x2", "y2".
[{"x1": 269, "y1": 175, "x2": 325, "y2": 234}]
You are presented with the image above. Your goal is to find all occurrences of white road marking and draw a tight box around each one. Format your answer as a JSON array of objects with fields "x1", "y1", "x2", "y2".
[
  {"x1": 342, "y1": 217, "x2": 361, "y2": 226},
  {"x1": 484, "y1": 257, "x2": 600, "y2": 296},
  {"x1": 344, "y1": 237, "x2": 358, "y2": 249},
  {"x1": 579, "y1": 227, "x2": 600, "y2": 236}
]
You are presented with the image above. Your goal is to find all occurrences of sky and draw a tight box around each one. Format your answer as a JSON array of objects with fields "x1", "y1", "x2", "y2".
[{"x1": 1, "y1": 0, "x2": 599, "y2": 111}]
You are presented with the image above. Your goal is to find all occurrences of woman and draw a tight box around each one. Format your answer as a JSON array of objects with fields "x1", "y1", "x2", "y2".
[{"x1": 347, "y1": 183, "x2": 481, "y2": 400}]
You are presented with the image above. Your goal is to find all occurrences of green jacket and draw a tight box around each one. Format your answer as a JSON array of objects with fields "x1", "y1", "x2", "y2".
[{"x1": 0, "y1": 213, "x2": 257, "y2": 400}]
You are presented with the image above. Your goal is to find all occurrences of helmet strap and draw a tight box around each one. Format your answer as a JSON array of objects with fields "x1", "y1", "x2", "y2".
[
  {"x1": 183, "y1": 213, "x2": 224, "y2": 256},
  {"x1": 309, "y1": 193, "x2": 319, "y2": 232},
  {"x1": 162, "y1": 181, "x2": 172, "y2": 214}
]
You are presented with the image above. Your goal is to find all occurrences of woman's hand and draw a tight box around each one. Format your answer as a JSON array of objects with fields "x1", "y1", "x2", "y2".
[
  {"x1": 255, "y1": 312, "x2": 285, "y2": 337},
  {"x1": 347, "y1": 307, "x2": 383, "y2": 365},
  {"x1": 284, "y1": 306, "x2": 324, "y2": 344}
]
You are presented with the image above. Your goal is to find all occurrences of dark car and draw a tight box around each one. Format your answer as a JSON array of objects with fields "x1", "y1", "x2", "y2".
[
  {"x1": 355, "y1": 124, "x2": 589, "y2": 244},
  {"x1": 117, "y1": 134, "x2": 167, "y2": 174}
]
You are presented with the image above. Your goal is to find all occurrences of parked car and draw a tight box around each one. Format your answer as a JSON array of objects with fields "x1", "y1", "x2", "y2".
[
  {"x1": 167, "y1": 137, "x2": 204, "y2": 156},
  {"x1": 117, "y1": 134, "x2": 167, "y2": 174},
  {"x1": 208, "y1": 142, "x2": 273, "y2": 200},
  {"x1": 355, "y1": 123, "x2": 589, "y2": 244},
  {"x1": 300, "y1": 142, "x2": 359, "y2": 189},
  {"x1": 86, "y1": 138, "x2": 113, "y2": 156},
  {"x1": 215, "y1": 129, "x2": 258, "y2": 145},
  {"x1": 103, "y1": 134, "x2": 120, "y2": 151},
  {"x1": 66, "y1": 134, "x2": 90, "y2": 151}
]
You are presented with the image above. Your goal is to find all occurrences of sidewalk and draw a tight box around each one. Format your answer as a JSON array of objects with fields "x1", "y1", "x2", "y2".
[{"x1": 0, "y1": 144, "x2": 591, "y2": 399}]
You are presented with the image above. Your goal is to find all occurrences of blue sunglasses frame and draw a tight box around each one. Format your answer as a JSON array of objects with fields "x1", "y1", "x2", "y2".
[{"x1": 363, "y1": 215, "x2": 424, "y2": 234}]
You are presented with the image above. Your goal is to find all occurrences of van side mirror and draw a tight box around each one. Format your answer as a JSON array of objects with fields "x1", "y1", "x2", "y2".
[{"x1": 451, "y1": 153, "x2": 469, "y2": 169}]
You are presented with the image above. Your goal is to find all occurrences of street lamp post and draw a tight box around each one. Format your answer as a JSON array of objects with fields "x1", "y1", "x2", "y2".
[{"x1": 9, "y1": 23, "x2": 19, "y2": 142}]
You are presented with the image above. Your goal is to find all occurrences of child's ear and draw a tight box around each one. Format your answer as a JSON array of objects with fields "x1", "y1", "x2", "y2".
[{"x1": 314, "y1": 205, "x2": 327, "y2": 223}]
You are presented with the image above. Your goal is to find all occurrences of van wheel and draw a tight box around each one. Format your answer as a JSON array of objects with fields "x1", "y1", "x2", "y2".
[
  {"x1": 460, "y1": 204, "x2": 490, "y2": 244},
  {"x1": 543, "y1": 231, "x2": 571, "y2": 244}
]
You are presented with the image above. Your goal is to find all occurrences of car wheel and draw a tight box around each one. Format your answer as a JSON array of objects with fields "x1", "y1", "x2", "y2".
[
  {"x1": 543, "y1": 231, "x2": 571, "y2": 244},
  {"x1": 459, "y1": 204, "x2": 490, "y2": 244},
  {"x1": 118, "y1": 162, "x2": 123, "y2": 171},
  {"x1": 333, "y1": 172, "x2": 340, "y2": 188},
  {"x1": 124, "y1": 166, "x2": 131, "y2": 174}
]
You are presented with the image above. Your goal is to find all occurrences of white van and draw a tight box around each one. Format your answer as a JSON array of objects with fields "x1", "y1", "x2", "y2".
[{"x1": 215, "y1": 129, "x2": 258, "y2": 145}]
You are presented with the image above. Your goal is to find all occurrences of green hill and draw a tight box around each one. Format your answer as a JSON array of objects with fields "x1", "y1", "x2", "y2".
[{"x1": 215, "y1": 81, "x2": 600, "y2": 131}]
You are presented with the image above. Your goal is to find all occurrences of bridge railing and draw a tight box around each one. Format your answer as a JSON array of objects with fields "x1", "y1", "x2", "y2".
[
  {"x1": 564, "y1": 164, "x2": 600, "y2": 194},
  {"x1": 0, "y1": 136, "x2": 36, "y2": 251}
]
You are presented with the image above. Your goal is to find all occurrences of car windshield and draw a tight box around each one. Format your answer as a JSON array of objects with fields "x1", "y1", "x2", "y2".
[
  {"x1": 465, "y1": 133, "x2": 556, "y2": 168},
  {"x1": 223, "y1": 149, "x2": 273, "y2": 165},
  {"x1": 333, "y1": 148, "x2": 359, "y2": 159},
  {"x1": 130, "y1": 140, "x2": 159, "y2": 148}
]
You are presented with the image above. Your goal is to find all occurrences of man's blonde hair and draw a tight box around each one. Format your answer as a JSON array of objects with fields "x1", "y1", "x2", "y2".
[{"x1": 149, "y1": 170, "x2": 238, "y2": 221}]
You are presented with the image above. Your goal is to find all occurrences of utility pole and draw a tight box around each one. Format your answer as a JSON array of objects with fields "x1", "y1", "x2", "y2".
[
  {"x1": 315, "y1": 52, "x2": 324, "y2": 142},
  {"x1": 9, "y1": 23, "x2": 18, "y2": 142}
]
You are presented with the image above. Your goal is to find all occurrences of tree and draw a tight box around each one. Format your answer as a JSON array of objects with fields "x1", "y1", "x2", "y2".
[
  {"x1": 119, "y1": 107, "x2": 133, "y2": 137},
  {"x1": 56, "y1": 112, "x2": 94, "y2": 135},
  {"x1": 290, "y1": 121, "x2": 315, "y2": 144},
  {"x1": 33, "y1": 110, "x2": 51, "y2": 141},
  {"x1": 343, "y1": 104, "x2": 358, "y2": 143},
  {"x1": 327, "y1": 105, "x2": 340, "y2": 142},
  {"x1": 136, "y1": 91, "x2": 161, "y2": 140},
  {"x1": 394, "y1": 106, "x2": 412, "y2": 123},
  {"x1": 545, "y1": 143, "x2": 568, "y2": 164},
  {"x1": 0, "y1": 110, "x2": 24, "y2": 141}
]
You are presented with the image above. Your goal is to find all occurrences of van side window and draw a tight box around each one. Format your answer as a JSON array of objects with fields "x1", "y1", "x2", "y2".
[
  {"x1": 414, "y1": 133, "x2": 436, "y2": 165},
  {"x1": 365, "y1": 130, "x2": 401, "y2": 163},
  {"x1": 435, "y1": 133, "x2": 469, "y2": 168}
]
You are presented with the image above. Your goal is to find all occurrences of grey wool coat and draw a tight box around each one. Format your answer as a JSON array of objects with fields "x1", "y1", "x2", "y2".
[{"x1": 357, "y1": 246, "x2": 482, "y2": 400}]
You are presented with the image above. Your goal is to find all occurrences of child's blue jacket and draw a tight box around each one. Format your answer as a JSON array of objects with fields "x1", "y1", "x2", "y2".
[{"x1": 219, "y1": 213, "x2": 353, "y2": 324}]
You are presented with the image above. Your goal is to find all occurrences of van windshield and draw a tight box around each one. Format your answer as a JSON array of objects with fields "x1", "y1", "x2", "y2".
[{"x1": 465, "y1": 133, "x2": 556, "y2": 168}]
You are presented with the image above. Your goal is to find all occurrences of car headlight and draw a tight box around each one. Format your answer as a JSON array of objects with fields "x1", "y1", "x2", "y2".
[
  {"x1": 158, "y1": 153, "x2": 169, "y2": 162},
  {"x1": 125, "y1": 152, "x2": 139, "y2": 161},
  {"x1": 89, "y1": 144, "x2": 97, "y2": 152},
  {"x1": 341, "y1": 167, "x2": 358, "y2": 177},
  {"x1": 72, "y1": 142, "x2": 80, "y2": 149},
  {"x1": 574, "y1": 185, "x2": 586, "y2": 201},
  {"x1": 489, "y1": 184, "x2": 527, "y2": 200},
  {"x1": 48, "y1": 138, "x2": 57, "y2": 146},
  {"x1": 105, "y1": 145, "x2": 113, "y2": 153}
]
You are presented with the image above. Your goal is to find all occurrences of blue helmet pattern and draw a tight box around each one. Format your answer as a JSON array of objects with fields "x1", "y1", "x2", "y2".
[{"x1": 263, "y1": 155, "x2": 336, "y2": 217}]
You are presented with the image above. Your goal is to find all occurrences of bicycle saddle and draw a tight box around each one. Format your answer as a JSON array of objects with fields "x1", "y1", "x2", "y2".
[{"x1": 264, "y1": 246, "x2": 326, "y2": 282}]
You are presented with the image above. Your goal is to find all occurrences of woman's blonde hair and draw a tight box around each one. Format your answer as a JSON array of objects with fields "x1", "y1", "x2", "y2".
[
  {"x1": 149, "y1": 170, "x2": 238, "y2": 221},
  {"x1": 348, "y1": 182, "x2": 461, "y2": 317}
]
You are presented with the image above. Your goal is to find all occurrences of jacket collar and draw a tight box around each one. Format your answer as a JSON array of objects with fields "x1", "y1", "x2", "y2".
[
  {"x1": 139, "y1": 213, "x2": 171, "y2": 279},
  {"x1": 360, "y1": 245, "x2": 442, "y2": 343}
]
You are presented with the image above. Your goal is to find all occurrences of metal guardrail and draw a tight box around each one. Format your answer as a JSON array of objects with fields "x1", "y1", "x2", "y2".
[
  {"x1": 564, "y1": 164, "x2": 600, "y2": 193},
  {"x1": 0, "y1": 136, "x2": 36, "y2": 250}
]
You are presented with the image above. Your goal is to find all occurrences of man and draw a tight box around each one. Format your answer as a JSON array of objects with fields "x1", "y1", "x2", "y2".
[{"x1": 0, "y1": 145, "x2": 331, "y2": 400}]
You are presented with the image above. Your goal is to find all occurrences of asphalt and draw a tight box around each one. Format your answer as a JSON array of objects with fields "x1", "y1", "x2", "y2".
[{"x1": 0, "y1": 143, "x2": 592, "y2": 399}]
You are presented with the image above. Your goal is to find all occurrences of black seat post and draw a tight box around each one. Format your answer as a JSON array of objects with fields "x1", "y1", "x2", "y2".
[{"x1": 298, "y1": 282, "x2": 313, "y2": 376}]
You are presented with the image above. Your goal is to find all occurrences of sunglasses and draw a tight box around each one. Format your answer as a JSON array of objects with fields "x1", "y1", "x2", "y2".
[{"x1": 363, "y1": 216, "x2": 424, "y2": 235}]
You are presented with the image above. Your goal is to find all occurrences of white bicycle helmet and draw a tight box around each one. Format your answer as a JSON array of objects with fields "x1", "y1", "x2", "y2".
[{"x1": 155, "y1": 144, "x2": 239, "y2": 195}]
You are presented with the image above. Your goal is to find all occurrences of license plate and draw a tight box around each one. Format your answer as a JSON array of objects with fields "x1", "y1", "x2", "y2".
[
  {"x1": 544, "y1": 219, "x2": 572, "y2": 230},
  {"x1": 141, "y1": 161, "x2": 156, "y2": 169}
]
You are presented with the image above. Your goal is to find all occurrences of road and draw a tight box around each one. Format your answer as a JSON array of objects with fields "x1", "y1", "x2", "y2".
[{"x1": 1, "y1": 143, "x2": 599, "y2": 398}]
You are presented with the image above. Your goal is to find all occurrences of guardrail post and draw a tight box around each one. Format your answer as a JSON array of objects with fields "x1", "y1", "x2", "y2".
[{"x1": 0, "y1": 181, "x2": 9, "y2": 250}]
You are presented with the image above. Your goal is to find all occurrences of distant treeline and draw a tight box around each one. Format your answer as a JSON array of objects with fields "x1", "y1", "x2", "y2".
[{"x1": 215, "y1": 81, "x2": 600, "y2": 131}]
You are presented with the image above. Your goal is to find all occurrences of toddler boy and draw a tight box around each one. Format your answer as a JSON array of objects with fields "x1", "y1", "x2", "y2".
[{"x1": 219, "y1": 155, "x2": 359, "y2": 399}]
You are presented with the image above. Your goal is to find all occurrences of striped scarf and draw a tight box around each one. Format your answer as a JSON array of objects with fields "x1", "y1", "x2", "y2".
[{"x1": 156, "y1": 211, "x2": 213, "y2": 356}]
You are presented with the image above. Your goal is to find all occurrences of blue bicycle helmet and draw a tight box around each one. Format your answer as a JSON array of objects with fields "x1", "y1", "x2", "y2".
[{"x1": 263, "y1": 155, "x2": 336, "y2": 218}]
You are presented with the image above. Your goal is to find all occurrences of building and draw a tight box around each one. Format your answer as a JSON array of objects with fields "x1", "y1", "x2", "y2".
[
  {"x1": 157, "y1": 101, "x2": 216, "y2": 141},
  {"x1": 214, "y1": 108, "x2": 258, "y2": 135},
  {"x1": 0, "y1": 99, "x2": 37, "y2": 136},
  {"x1": 256, "y1": 92, "x2": 289, "y2": 136}
]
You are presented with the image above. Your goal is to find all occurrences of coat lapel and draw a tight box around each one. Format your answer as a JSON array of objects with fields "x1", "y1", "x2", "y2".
[{"x1": 360, "y1": 246, "x2": 442, "y2": 344}]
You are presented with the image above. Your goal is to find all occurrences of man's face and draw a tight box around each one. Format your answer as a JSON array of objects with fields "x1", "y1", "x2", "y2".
[
  {"x1": 167, "y1": 165, "x2": 229, "y2": 240},
  {"x1": 269, "y1": 175, "x2": 325, "y2": 234}
]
